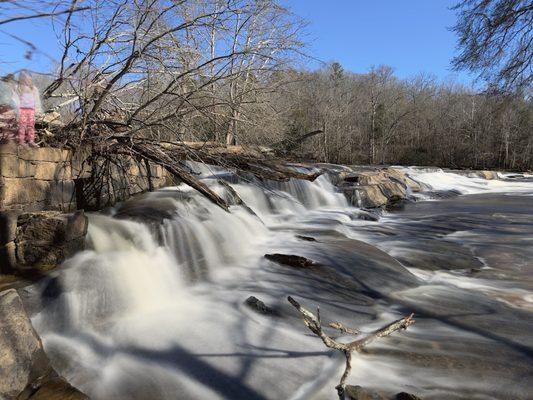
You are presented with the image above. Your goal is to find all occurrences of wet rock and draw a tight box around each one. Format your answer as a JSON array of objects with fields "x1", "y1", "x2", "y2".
[
  {"x1": 428, "y1": 189, "x2": 461, "y2": 199},
  {"x1": 114, "y1": 197, "x2": 176, "y2": 224},
  {"x1": 244, "y1": 296, "x2": 275, "y2": 315},
  {"x1": 344, "y1": 385, "x2": 386, "y2": 400},
  {"x1": 343, "y1": 185, "x2": 388, "y2": 208},
  {"x1": 385, "y1": 196, "x2": 414, "y2": 212},
  {"x1": 395, "y1": 392, "x2": 422, "y2": 400},
  {"x1": 356, "y1": 209, "x2": 381, "y2": 221},
  {"x1": 0, "y1": 289, "x2": 88, "y2": 400},
  {"x1": 264, "y1": 253, "x2": 316, "y2": 268},
  {"x1": 295, "y1": 235, "x2": 317, "y2": 242},
  {"x1": 24, "y1": 376, "x2": 88, "y2": 400}
]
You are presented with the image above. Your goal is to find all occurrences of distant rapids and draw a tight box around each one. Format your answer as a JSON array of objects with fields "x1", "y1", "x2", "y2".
[{"x1": 20, "y1": 165, "x2": 533, "y2": 400}]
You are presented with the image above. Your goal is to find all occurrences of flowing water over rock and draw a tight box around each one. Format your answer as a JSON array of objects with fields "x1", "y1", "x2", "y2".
[{"x1": 20, "y1": 166, "x2": 533, "y2": 400}]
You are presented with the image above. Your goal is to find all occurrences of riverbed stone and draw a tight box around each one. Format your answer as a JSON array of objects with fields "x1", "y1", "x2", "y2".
[
  {"x1": 0, "y1": 289, "x2": 88, "y2": 400},
  {"x1": 0, "y1": 289, "x2": 51, "y2": 399}
]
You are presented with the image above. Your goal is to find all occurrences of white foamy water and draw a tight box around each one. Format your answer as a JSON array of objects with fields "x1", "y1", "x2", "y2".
[
  {"x1": 403, "y1": 167, "x2": 533, "y2": 195},
  {"x1": 27, "y1": 166, "x2": 533, "y2": 400}
]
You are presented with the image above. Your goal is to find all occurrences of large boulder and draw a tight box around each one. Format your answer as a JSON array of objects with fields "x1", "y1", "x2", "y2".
[
  {"x1": 0, "y1": 289, "x2": 48, "y2": 399},
  {"x1": 0, "y1": 289, "x2": 88, "y2": 400},
  {"x1": 343, "y1": 185, "x2": 388, "y2": 208},
  {"x1": 335, "y1": 167, "x2": 417, "y2": 209}
]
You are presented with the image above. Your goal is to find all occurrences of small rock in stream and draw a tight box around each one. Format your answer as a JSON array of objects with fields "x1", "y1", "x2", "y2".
[
  {"x1": 345, "y1": 385, "x2": 387, "y2": 400},
  {"x1": 264, "y1": 253, "x2": 316, "y2": 268},
  {"x1": 295, "y1": 235, "x2": 317, "y2": 242},
  {"x1": 395, "y1": 392, "x2": 422, "y2": 400},
  {"x1": 244, "y1": 296, "x2": 276, "y2": 315}
]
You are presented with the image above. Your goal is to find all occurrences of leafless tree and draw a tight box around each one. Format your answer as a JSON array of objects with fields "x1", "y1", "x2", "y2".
[{"x1": 452, "y1": 0, "x2": 533, "y2": 92}]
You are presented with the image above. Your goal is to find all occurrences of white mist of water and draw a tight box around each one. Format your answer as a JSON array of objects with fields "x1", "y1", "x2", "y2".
[{"x1": 403, "y1": 168, "x2": 533, "y2": 195}]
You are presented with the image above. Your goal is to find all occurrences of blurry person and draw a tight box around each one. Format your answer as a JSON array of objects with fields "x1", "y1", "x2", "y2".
[
  {"x1": 0, "y1": 74, "x2": 18, "y2": 142},
  {"x1": 15, "y1": 70, "x2": 42, "y2": 147}
]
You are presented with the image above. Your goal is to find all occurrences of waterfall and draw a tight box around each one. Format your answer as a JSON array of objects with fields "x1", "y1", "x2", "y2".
[{"x1": 26, "y1": 167, "x2": 533, "y2": 400}]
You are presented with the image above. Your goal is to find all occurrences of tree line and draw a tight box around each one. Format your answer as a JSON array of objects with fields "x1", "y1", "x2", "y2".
[
  {"x1": 237, "y1": 64, "x2": 532, "y2": 170},
  {"x1": 2, "y1": 0, "x2": 532, "y2": 171}
]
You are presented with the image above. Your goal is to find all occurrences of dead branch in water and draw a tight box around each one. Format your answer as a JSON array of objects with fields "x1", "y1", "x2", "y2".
[{"x1": 287, "y1": 296, "x2": 415, "y2": 399}]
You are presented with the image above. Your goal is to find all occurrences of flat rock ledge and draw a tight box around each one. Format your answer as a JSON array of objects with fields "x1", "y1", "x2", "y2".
[
  {"x1": 328, "y1": 167, "x2": 421, "y2": 209},
  {"x1": 0, "y1": 289, "x2": 88, "y2": 400}
]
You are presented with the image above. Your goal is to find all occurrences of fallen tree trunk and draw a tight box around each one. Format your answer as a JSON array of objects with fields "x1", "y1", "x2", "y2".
[
  {"x1": 121, "y1": 140, "x2": 230, "y2": 211},
  {"x1": 110, "y1": 137, "x2": 322, "y2": 210}
]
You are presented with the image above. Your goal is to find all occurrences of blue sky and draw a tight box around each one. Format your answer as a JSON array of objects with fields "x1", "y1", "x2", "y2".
[
  {"x1": 283, "y1": 0, "x2": 475, "y2": 85},
  {"x1": 1, "y1": 0, "x2": 476, "y2": 85}
]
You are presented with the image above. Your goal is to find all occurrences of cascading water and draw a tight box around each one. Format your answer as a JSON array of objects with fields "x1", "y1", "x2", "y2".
[{"x1": 26, "y1": 167, "x2": 533, "y2": 400}]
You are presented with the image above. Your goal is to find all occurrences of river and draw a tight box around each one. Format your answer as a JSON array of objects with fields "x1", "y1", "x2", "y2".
[{"x1": 21, "y1": 166, "x2": 533, "y2": 400}]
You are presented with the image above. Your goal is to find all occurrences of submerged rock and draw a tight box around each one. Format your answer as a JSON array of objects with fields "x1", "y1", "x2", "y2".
[
  {"x1": 0, "y1": 289, "x2": 87, "y2": 399},
  {"x1": 264, "y1": 253, "x2": 316, "y2": 268}
]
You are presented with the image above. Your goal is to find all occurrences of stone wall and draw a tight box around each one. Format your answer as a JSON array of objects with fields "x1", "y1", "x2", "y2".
[
  {"x1": 0, "y1": 143, "x2": 171, "y2": 212},
  {"x1": 0, "y1": 143, "x2": 173, "y2": 274}
]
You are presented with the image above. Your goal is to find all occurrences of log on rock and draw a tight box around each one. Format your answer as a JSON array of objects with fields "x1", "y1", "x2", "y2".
[
  {"x1": 265, "y1": 253, "x2": 316, "y2": 268},
  {"x1": 136, "y1": 138, "x2": 323, "y2": 182}
]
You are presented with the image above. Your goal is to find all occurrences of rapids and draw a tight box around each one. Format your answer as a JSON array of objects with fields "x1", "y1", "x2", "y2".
[{"x1": 20, "y1": 166, "x2": 533, "y2": 400}]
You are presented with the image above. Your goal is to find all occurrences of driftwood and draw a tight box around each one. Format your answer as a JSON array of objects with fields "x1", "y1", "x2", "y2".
[{"x1": 288, "y1": 296, "x2": 415, "y2": 399}]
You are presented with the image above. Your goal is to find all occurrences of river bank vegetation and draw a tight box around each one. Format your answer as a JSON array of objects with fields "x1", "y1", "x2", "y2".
[{"x1": 1, "y1": 0, "x2": 532, "y2": 174}]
